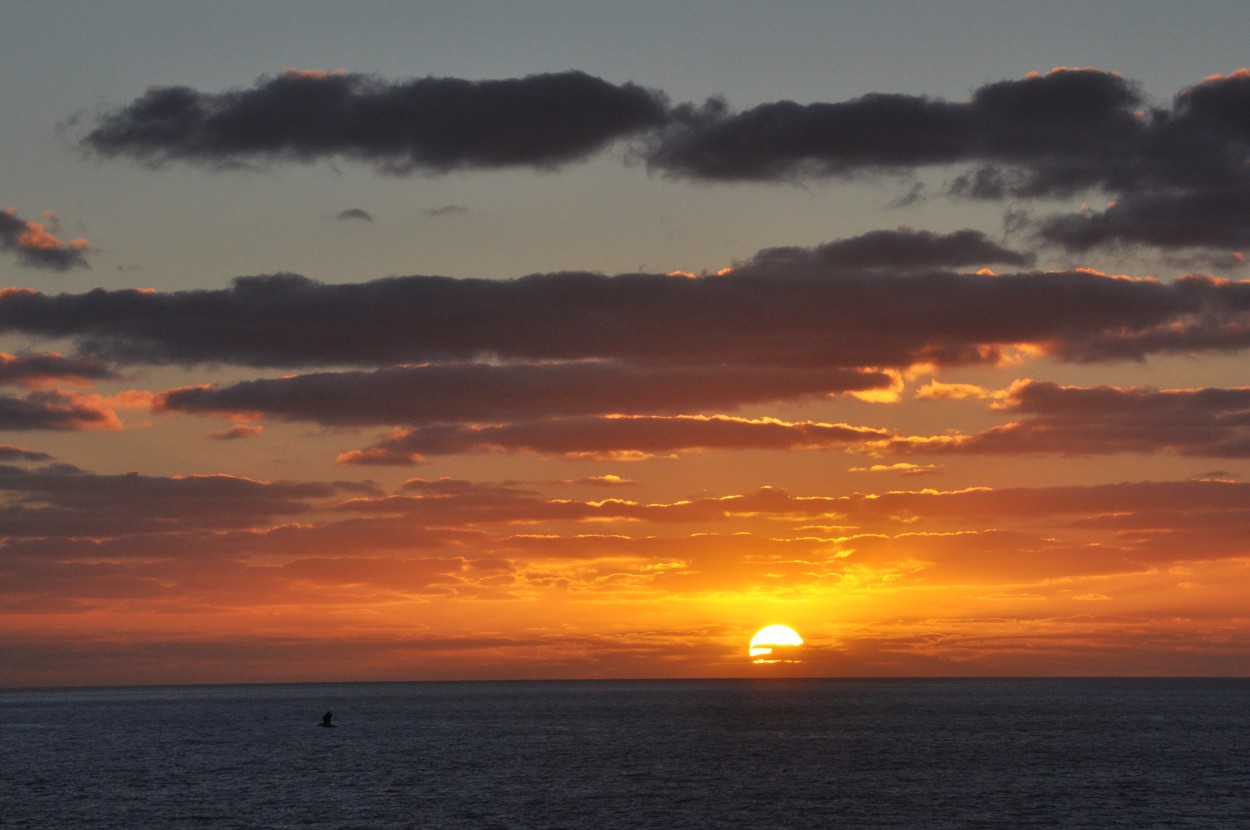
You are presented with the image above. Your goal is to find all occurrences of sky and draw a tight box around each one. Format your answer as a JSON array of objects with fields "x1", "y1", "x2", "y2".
[{"x1": 4, "y1": 1, "x2": 1250, "y2": 686}]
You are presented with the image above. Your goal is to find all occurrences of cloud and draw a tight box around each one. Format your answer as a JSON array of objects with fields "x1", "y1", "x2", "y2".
[
  {"x1": 206, "y1": 423, "x2": 262, "y2": 441},
  {"x1": 0, "y1": 445, "x2": 53, "y2": 462},
  {"x1": 154, "y1": 364, "x2": 890, "y2": 427},
  {"x1": 75, "y1": 68, "x2": 1250, "y2": 253},
  {"x1": 647, "y1": 68, "x2": 1143, "y2": 187},
  {"x1": 0, "y1": 208, "x2": 90, "y2": 270},
  {"x1": 745, "y1": 228, "x2": 1033, "y2": 271},
  {"x1": 848, "y1": 462, "x2": 941, "y2": 475},
  {"x1": 1039, "y1": 187, "x2": 1250, "y2": 251},
  {"x1": 82, "y1": 70, "x2": 670, "y2": 172},
  {"x1": 0, "y1": 390, "x2": 122, "y2": 431},
  {"x1": 0, "y1": 353, "x2": 114, "y2": 387},
  {"x1": 890, "y1": 380, "x2": 1250, "y2": 458},
  {"x1": 646, "y1": 68, "x2": 1250, "y2": 252},
  {"x1": 558, "y1": 474, "x2": 638, "y2": 488},
  {"x1": 334, "y1": 478, "x2": 828, "y2": 527},
  {"x1": 2, "y1": 231, "x2": 1248, "y2": 371},
  {"x1": 0, "y1": 462, "x2": 377, "y2": 538},
  {"x1": 335, "y1": 208, "x2": 373, "y2": 222},
  {"x1": 914, "y1": 380, "x2": 994, "y2": 401},
  {"x1": 4, "y1": 463, "x2": 1250, "y2": 654},
  {"x1": 424, "y1": 204, "x2": 468, "y2": 218},
  {"x1": 835, "y1": 479, "x2": 1250, "y2": 526},
  {"x1": 338, "y1": 414, "x2": 893, "y2": 464}
]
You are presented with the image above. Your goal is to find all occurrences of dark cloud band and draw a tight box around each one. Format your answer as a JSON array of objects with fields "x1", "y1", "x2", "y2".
[
  {"x1": 83, "y1": 70, "x2": 669, "y2": 172},
  {"x1": 0, "y1": 229, "x2": 1245, "y2": 370},
  {"x1": 155, "y1": 363, "x2": 890, "y2": 426}
]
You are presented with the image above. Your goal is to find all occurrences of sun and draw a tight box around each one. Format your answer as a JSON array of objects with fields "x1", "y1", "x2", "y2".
[{"x1": 749, "y1": 624, "x2": 804, "y2": 663}]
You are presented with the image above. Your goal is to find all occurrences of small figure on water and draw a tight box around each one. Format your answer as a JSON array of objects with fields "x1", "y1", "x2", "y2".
[{"x1": 320, "y1": 711, "x2": 335, "y2": 728}]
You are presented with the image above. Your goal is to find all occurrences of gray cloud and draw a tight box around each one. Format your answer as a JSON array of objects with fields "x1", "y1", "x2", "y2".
[
  {"x1": 423, "y1": 204, "x2": 468, "y2": 218},
  {"x1": 339, "y1": 414, "x2": 892, "y2": 464},
  {"x1": 0, "y1": 462, "x2": 377, "y2": 538},
  {"x1": 83, "y1": 70, "x2": 670, "y2": 173},
  {"x1": 76, "y1": 67, "x2": 1250, "y2": 253},
  {"x1": 0, "y1": 445, "x2": 53, "y2": 462},
  {"x1": 155, "y1": 363, "x2": 890, "y2": 426},
  {"x1": 748, "y1": 228, "x2": 1032, "y2": 271},
  {"x1": 1038, "y1": 186, "x2": 1250, "y2": 251},
  {"x1": 0, "y1": 353, "x2": 114, "y2": 387},
  {"x1": 647, "y1": 69, "x2": 1142, "y2": 190},
  {"x1": 647, "y1": 68, "x2": 1250, "y2": 252},
  {"x1": 896, "y1": 381, "x2": 1250, "y2": 458}
]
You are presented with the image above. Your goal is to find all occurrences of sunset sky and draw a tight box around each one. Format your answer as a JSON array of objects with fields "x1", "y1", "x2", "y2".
[{"x1": 5, "y1": 1, "x2": 1250, "y2": 686}]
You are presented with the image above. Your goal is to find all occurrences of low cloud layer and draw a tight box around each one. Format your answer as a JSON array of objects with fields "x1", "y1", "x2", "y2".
[{"x1": 4, "y1": 468, "x2": 1247, "y2": 611}]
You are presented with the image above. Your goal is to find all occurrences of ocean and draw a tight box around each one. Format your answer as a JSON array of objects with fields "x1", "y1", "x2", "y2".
[{"x1": 3, "y1": 678, "x2": 1247, "y2": 828}]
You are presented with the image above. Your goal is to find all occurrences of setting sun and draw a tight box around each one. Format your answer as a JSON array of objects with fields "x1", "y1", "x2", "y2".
[{"x1": 750, "y1": 625, "x2": 804, "y2": 663}]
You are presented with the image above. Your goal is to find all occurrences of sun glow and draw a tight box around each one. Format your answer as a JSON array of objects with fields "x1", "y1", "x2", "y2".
[{"x1": 749, "y1": 624, "x2": 804, "y2": 663}]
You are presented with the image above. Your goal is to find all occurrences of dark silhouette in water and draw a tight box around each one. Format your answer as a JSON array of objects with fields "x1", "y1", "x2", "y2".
[{"x1": 320, "y1": 711, "x2": 335, "y2": 728}]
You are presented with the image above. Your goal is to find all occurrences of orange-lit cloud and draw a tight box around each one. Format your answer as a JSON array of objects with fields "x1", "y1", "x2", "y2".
[
  {"x1": 915, "y1": 380, "x2": 994, "y2": 401},
  {"x1": 0, "y1": 208, "x2": 90, "y2": 270},
  {"x1": 0, "y1": 389, "x2": 123, "y2": 431},
  {"x1": 885, "y1": 381, "x2": 1250, "y2": 458},
  {"x1": 4, "y1": 460, "x2": 1249, "y2": 675},
  {"x1": 849, "y1": 462, "x2": 941, "y2": 476}
]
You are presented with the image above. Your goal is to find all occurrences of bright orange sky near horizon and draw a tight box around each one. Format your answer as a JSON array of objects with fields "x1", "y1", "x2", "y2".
[{"x1": 5, "y1": 4, "x2": 1250, "y2": 687}]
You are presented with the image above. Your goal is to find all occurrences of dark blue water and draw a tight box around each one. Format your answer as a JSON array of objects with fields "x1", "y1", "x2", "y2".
[{"x1": 3, "y1": 678, "x2": 1248, "y2": 828}]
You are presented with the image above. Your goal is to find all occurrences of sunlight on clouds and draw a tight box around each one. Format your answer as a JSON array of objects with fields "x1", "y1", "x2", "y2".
[
  {"x1": 10, "y1": 53, "x2": 1250, "y2": 684},
  {"x1": 915, "y1": 381, "x2": 993, "y2": 401},
  {"x1": 850, "y1": 370, "x2": 905, "y2": 403}
]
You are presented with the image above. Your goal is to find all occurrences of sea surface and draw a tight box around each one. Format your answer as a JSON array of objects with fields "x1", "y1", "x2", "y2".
[{"x1": 2, "y1": 678, "x2": 1248, "y2": 829}]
